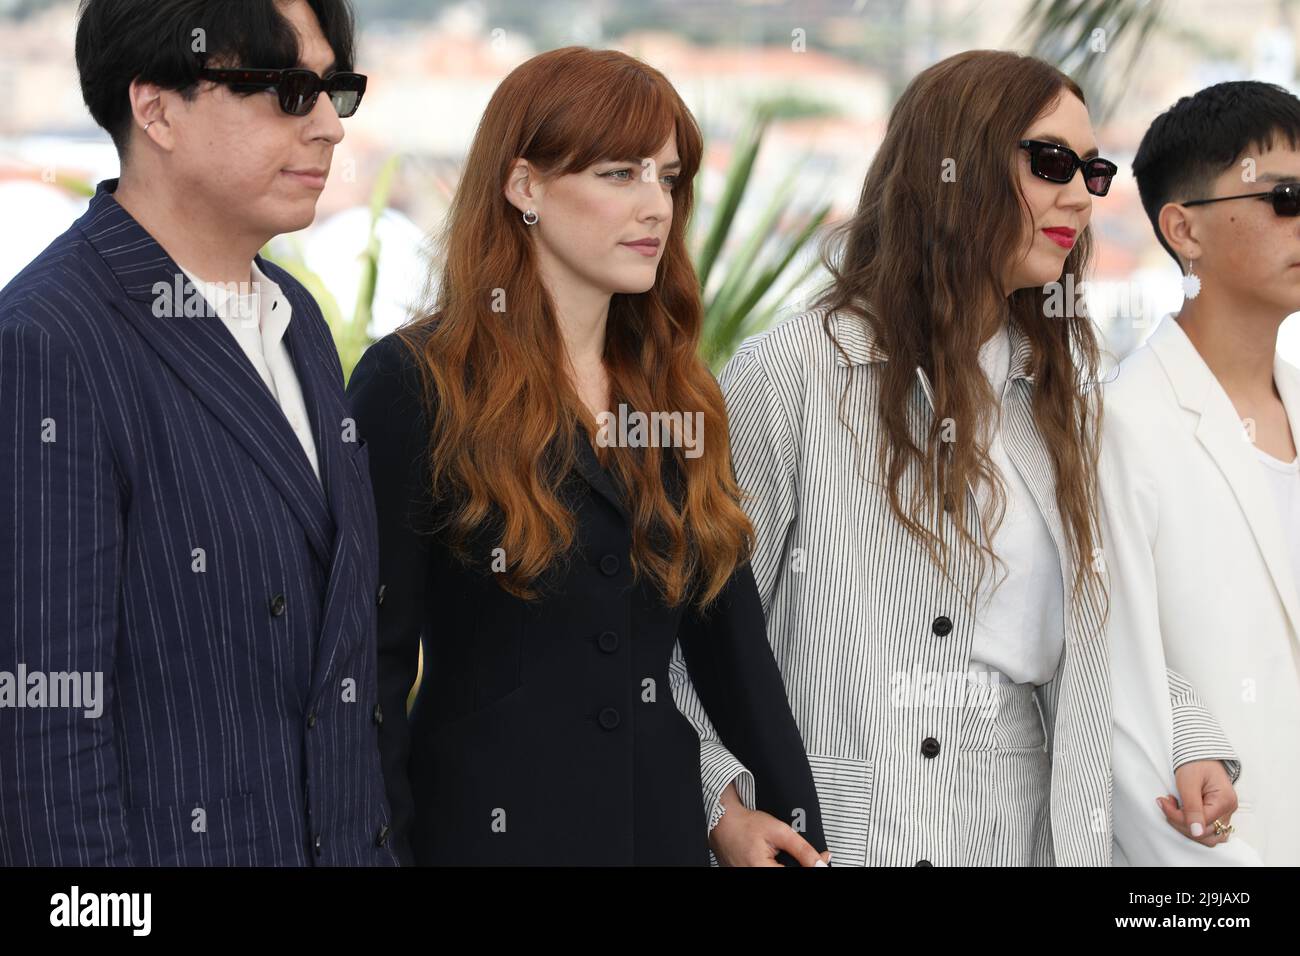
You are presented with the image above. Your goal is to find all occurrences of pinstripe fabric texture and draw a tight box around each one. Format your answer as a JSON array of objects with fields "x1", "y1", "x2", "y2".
[
  {"x1": 0, "y1": 180, "x2": 398, "y2": 866},
  {"x1": 675, "y1": 306, "x2": 1198, "y2": 866},
  {"x1": 1168, "y1": 670, "x2": 1241, "y2": 781},
  {"x1": 955, "y1": 676, "x2": 1051, "y2": 866}
]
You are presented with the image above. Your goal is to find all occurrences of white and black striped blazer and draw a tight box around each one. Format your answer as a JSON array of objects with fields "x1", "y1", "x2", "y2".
[{"x1": 671, "y1": 307, "x2": 1237, "y2": 866}]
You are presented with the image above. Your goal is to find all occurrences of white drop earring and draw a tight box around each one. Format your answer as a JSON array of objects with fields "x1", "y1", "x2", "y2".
[
  {"x1": 1182, "y1": 258, "x2": 1201, "y2": 299},
  {"x1": 522, "y1": 209, "x2": 538, "y2": 225}
]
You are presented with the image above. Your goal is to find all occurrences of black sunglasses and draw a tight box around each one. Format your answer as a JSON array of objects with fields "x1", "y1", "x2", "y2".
[
  {"x1": 1018, "y1": 139, "x2": 1118, "y2": 196},
  {"x1": 198, "y1": 68, "x2": 367, "y2": 118},
  {"x1": 1183, "y1": 182, "x2": 1300, "y2": 217}
]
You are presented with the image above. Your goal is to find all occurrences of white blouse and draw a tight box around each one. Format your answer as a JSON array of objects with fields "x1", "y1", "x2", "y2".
[{"x1": 966, "y1": 322, "x2": 1066, "y2": 686}]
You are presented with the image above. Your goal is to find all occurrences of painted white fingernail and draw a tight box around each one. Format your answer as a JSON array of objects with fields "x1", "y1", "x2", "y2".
[
  {"x1": 1190, "y1": 822, "x2": 1204, "y2": 837},
  {"x1": 815, "y1": 859, "x2": 829, "y2": 867}
]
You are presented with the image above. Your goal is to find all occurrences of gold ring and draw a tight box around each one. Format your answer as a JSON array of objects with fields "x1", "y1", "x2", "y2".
[{"x1": 1212, "y1": 818, "x2": 1234, "y2": 836}]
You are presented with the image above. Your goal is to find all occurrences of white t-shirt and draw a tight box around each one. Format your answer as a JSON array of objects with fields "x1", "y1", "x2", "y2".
[
  {"x1": 1253, "y1": 442, "x2": 1300, "y2": 608},
  {"x1": 966, "y1": 322, "x2": 1066, "y2": 686},
  {"x1": 179, "y1": 260, "x2": 322, "y2": 484}
]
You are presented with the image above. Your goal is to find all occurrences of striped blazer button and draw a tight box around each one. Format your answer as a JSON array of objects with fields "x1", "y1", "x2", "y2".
[
  {"x1": 943, "y1": 493, "x2": 956, "y2": 513},
  {"x1": 269, "y1": 593, "x2": 286, "y2": 617},
  {"x1": 931, "y1": 615, "x2": 953, "y2": 637},
  {"x1": 915, "y1": 859, "x2": 933, "y2": 867},
  {"x1": 921, "y1": 736, "x2": 941, "y2": 758}
]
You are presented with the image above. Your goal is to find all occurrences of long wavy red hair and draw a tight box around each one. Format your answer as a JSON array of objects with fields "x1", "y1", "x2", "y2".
[{"x1": 398, "y1": 46, "x2": 752, "y2": 609}]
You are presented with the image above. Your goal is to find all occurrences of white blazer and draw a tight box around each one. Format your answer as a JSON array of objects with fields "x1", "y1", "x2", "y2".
[{"x1": 1101, "y1": 313, "x2": 1300, "y2": 865}]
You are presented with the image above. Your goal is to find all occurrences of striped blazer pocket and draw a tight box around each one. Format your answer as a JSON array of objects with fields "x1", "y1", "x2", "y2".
[
  {"x1": 124, "y1": 791, "x2": 263, "y2": 866},
  {"x1": 805, "y1": 752, "x2": 873, "y2": 867}
]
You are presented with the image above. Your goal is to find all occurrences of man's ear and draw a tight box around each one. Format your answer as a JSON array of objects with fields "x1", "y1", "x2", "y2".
[
  {"x1": 129, "y1": 78, "x2": 175, "y2": 152},
  {"x1": 1158, "y1": 200, "x2": 1202, "y2": 269},
  {"x1": 503, "y1": 158, "x2": 542, "y2": 217}
]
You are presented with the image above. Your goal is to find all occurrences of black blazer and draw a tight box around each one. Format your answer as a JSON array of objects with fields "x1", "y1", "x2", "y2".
[{"x1": 346, "y1": 331, "x2": 826, "y2": 865}]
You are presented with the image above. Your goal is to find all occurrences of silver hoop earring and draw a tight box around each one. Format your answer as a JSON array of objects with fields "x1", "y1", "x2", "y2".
[{"x1": 522, "y1": 209, "x2": 538, "y2": 226}]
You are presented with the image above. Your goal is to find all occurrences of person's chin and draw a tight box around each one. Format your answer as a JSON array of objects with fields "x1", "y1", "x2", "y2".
[
  {"x1": 1013, "y1": 266, "x2": 1064, "y2": 295},
  {"x1": 1034, "y1": 254, "x2": 1075, "y2": 286},
  {"x1": 1266, "y1": 275, "x2": 1300, "y2": 312},
  {"x1": 271, "y1": 202, "x2": 320, "y2": 236},
  {"x1": 609, "y1": 270, "x2": 659, "y2": 296}
]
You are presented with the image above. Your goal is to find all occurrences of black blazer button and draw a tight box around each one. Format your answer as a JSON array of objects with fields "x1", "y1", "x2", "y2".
[
  {"x1": 597, "y1": 707, "x2": 620, "y2": 730},
  {"x1": 921, "y1": 736, "x2": 941, "y2": 758},
  {"x1": 373, "y1": 703, "x2": 383, "y2": 726},
  {"x1": 915, "y1": 859, "x2": 933, "y2": 867},
  {"x1": 376, "y1": 584, "x2": 387, "y2": 607},
  {"x1": 376, "y1": 823, "x2": 390, "y2": 847},
  {"x1": 931, "y1": 615, "x2": 953, "y2": 637},
  {"x1": 269, "y1": 593, "x2": 286, "y2": 617},
  {"x1": 599, "y1": 554, "x2": 620, "y2": 576},
  {"x1": 307, "y1": 712, "x2": 318, "y2": 729},
  {"x1": 597, "y1": 630, "x2": 619, "y2": 653}
]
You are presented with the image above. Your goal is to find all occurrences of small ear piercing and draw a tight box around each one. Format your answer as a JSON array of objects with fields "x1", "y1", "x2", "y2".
[
  {"x1": 522, "y1": 209, "x2": 538, "y2": 225},
  {"x1": 1182, "y1": 258, "x2": 1201, "y2": 299},
  {"x1": 142, "y1": 121, "x2": 155, "y2": 132}
]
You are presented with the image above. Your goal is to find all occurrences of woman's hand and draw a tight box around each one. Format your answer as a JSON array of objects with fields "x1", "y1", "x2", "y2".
[
  {"x1": 1156, "y1": 759, "x2": 1238, "y2": 847},
  {"x1": 708, "y1": 783, "x2": 833, "y2": 866}
]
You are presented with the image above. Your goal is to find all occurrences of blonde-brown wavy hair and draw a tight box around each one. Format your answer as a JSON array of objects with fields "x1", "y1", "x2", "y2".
[{"x1": 398, "y1": 46, "x2": 753, "y2": 609}]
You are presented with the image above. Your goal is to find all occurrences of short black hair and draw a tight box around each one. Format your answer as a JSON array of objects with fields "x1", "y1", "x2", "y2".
[
  {"x1": 1133, "y1": 80, "x2": 1300, "y2": 266},
  {"x1": 75, "y1": 0, "x2": 357, "y2": 157}
]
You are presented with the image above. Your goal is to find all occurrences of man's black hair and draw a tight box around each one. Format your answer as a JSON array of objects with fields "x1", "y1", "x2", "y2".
[
  {"x1": 1133, "y1": 80, "x2": 1300, "y2": 266},
  {"x1": 75, "y1": 0, "x2": 357, "y2": 157}
]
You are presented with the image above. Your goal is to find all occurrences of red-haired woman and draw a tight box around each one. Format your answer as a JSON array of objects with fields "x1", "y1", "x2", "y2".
[
  {"x1": 346, "y1": 47, "x2": 829, "y2": 866},
  {"x1": 690, "y1": 50, "x2": 1243, "y2": 866}
]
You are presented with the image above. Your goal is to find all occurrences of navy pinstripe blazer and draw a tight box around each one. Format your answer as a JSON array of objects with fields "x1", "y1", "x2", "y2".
[{"x1": 0, "y1": 179, "x2": 398, "y2": 866}]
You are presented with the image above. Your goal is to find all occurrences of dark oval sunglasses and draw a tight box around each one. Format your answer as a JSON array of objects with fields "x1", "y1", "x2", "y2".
[
  {"x1": 1183, "y1": 182, "x2": 1300, "y2": 217},
  {"x1": 198, "y1": 67, "x2": 367, "y2": 118},
  {"x1": 1018, "y1": 139, "x2": 1118, "y2": 197}
]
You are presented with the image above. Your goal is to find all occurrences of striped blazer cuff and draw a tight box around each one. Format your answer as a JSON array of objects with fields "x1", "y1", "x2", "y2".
[
  {"x1": 1167, "y1": 668, "x2": 1241, "y2": 784},
  {"x1": 1170, "y1": 701, "x2": 1242, "y2": 784},
  {"x1": 700, "y1": 739, "x2": 755, "y2": 832}
]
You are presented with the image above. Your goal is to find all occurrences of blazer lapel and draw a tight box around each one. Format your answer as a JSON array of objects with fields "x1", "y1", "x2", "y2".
[
  {"x1": 1150, "y1": 315, "x2": 1300, "y2": 641},
  {"x1": 859, "y1": 316, "x2": 1073, "y2": 585},
  {"x1": 570, "y1": 419, "x2": 632, "y2": 523},
  {"x1": 276, "y1": 289, "x2": 372, "y2": 690},
  {"x1": 79, "y1": 180, "x2": 336, "y2": 569},
  {"x1": 997, "y1": 323, "x2": 1069, "y2": 583}
]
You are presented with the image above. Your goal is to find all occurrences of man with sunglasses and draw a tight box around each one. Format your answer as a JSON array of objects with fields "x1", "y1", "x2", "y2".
[
  {"x1": 0, "y1": 0, "x2": 395, "y2": 866},
  {"x1": 1102, "y1": 80, "x2": 1300, "y2": 864}
]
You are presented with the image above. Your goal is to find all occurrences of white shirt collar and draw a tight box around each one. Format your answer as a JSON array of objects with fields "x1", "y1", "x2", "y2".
[{"x1": 178, "y1": 259, "x2": 292, "y2": 346}]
